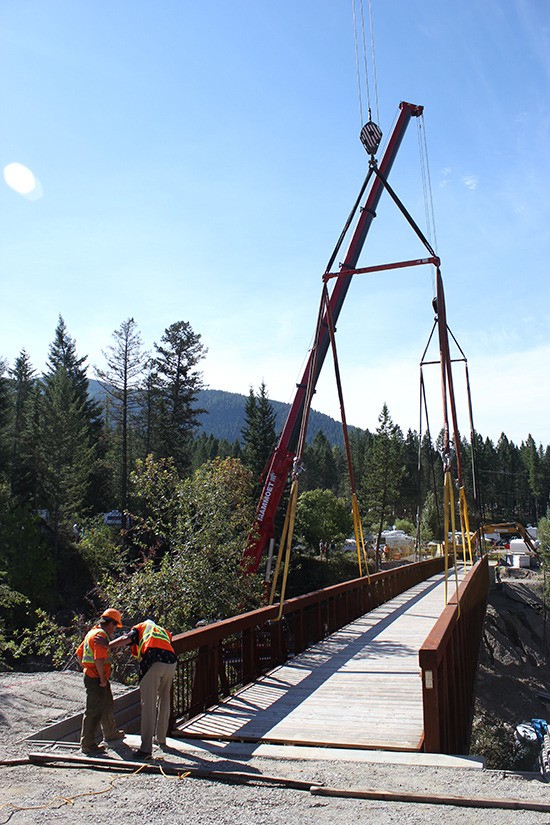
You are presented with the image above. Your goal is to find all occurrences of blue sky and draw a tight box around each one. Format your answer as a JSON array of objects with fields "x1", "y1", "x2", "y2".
[{"x1": 1, "y1": 1, "x2": 549, "y2": 446}]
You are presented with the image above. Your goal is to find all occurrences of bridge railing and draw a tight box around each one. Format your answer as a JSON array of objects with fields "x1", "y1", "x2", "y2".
[
  {"x1": 171, "y1": 556, "x2": 447, "y2": 724},
  {"x1": 419, "y1": 555, "x2": 489, "y2": 754}
]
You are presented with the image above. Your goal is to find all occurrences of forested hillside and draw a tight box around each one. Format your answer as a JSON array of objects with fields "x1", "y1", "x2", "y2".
[{"x1": 89, "y1": 382, "x2": 348, "y2": 447}]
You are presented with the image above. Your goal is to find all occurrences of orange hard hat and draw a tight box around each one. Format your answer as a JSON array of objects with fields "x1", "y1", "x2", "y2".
[{"x1": 101, "y1": 608, "x2": 123, "y2": 627}]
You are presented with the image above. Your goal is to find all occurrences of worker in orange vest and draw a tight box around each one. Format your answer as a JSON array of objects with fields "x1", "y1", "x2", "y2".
[
  {"x1": 110, "y1": 618, "x2": 176, "y2": 758},
  {"x1": 76, "y1": 608, "x2": 125, "y2": 755}
]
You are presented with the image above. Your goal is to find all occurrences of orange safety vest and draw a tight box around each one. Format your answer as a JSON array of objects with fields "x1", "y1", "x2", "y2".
[
  {"x1": 77, "y1": 626, "x2": 111, "y2": 679},
  {"x1": 130, "y1": 620, "x2": 174, "y2": 661}
]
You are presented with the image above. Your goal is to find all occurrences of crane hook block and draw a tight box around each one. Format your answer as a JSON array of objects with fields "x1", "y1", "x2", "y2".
[{"x1": 360, "y1": 120, "x2": 383, "y2": 156}]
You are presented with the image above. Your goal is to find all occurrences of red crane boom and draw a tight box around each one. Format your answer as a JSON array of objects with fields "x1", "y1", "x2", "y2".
[{"x1": 243, "y1": 101, "x2": 424, "y2": 574}]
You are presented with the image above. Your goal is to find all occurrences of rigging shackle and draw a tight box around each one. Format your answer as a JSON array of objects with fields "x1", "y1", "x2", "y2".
[{"x1": 360, "y1": 119, "x2": 382, "y2": 156}]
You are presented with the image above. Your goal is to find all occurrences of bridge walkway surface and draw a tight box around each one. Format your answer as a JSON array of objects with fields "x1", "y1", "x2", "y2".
[{"x1": 176, "y1": 567, "x2": 467, "y2": 752}]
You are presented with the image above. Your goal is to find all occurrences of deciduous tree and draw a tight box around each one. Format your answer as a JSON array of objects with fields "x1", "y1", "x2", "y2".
[
  {"x1": 103, "y1": 456, "x2": 261, "y2": 631},
  {"x1": 294, "y1": 488, "x2": 353, "y2": 552}
]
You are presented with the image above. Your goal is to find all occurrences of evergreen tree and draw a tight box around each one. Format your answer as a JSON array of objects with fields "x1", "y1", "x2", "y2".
[
  {"x1": 39, "y1": 367, "x2": 95, "y2": 546},
  {"x1": 241, "y1": 382, "x2": 277, "y2": 482},
  {"x1": 8, "y1": 350, "x2": 36, "y2": 501},
  {"x1": 46, "y1": 315, "x2": 102, "y2": 430},
  {"x1": 347, "y1": 428, "x2": 373, "y2": 493},
  {"x1": 0, "y1": 360, "x2": 11, "y2": 484},
  {"x1": 417, "y1": 431, "x2": 443, "y2": 540},
  {"x1": 399, "y1": 429, "x2": 420, "y2": 522},
  {"x1": 332, "y1": 444, "x2": 349, "y2": 498},
  {"x1": 302, "y1": 430, "x2": 338, "y2": 492},
  {"x1": 0, "y1": 484, "x2": 55, "y2": 612},
  {"x1": 45, "y1": 316, "x2": 107, "y2": 512},
  {"x1": 16, "y1": 383, "x2": 43, "y2": 510},
  {"x1": 152, "y1": 321, "x2": 207, "y2": 473},
  {"x1": 494, "y1": 434, "x2": 521, "y2": 520},
  {"x1": 361, "y1": 404, "x2": 405, "y2": 565},
  {"x1": 521, "y1": 435, "x2": 544, "y2": 522},
  {"x1": 135, "y1": 361, "x2": 161, "y2": 460},
  {"x1": 95, "y1": 318, "x2": 147, "y2": 519}
]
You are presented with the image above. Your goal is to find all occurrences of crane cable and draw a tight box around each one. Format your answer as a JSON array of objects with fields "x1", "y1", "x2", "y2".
[
  {"x1": 351, "y1": 0, "x2": 380, "y2": 127},
  {"x1": 417, "y1": 115, "x2": 438, "y2": 260}
]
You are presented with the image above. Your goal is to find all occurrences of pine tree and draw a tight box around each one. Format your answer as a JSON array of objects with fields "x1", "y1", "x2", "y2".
[
  {"x1": 40, "y1": 367, "x2": 95, "y2": 545},
  {"x1": 0, "y1": 359, "x2": 11, "y2": 484},
  {"x1": 8, "y1": 350, "x2": 36, "y2": 501},
  {"x1": 521, "y1": 435, "x2": 544, "y2": 523},
  {"x1": 241, "y1": 382, "x2": 277, "y2": 483},
  {"x1": 400, "y1": 429, "x2": 420, "y2": 523},
  {"x1": 46, "y1": 315, "x2": 102, "y2": 430},
  {"x1": 135, "y1": 361, "x2": 161, "y2": 460},
  {"x1": 95, "y1": 318, "x2": 147, "y2": 519},
  {"x1": 361, "y1": 404, "x2": 405, "y2": 567},
  {"x1": 152, "y1": 321, "x2": 207, "y2": 473},
  {"x1": 16, "y1": 384, "x2": 42, "y2": 510},
  {"x1": 302, "y1": 430, "x2": 338, "y2": 492},
  {"x1": 45, "y1": 316, "x2": 111, "y2": 512}
]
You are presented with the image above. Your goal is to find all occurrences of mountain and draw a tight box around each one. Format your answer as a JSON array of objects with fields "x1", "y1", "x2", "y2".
[
  {"x1": 195, "y1": 389, "x2": 351, "y2": 446},
  {"x1": 88, "y1": 381, "x2": 353, "y2": 447}
]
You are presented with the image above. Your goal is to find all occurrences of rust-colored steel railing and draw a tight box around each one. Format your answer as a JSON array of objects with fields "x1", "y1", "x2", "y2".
[
  {"x1": 419, "y1": 555, "x2": 489, "y2": 754},
  {"x1": 171, "y1": 556, "x2": 447, "y2": 724}
]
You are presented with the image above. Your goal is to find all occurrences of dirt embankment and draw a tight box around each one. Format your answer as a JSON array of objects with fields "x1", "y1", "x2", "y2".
[{"x1": 472, "y1": 567, "x2": 550, "y2": 768}]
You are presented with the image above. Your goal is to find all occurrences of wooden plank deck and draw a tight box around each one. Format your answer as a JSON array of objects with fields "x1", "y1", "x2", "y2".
[{"x1": 177, "y1": 567, "x2": 466, "y2": 752}]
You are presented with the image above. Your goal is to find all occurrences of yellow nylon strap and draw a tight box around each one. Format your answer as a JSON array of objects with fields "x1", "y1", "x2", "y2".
[
  {"x1": 276, "y1": 479, "x2": 300, "y2": 621},
  {"x1": 443, "y1": 470, "x2": 461, "y2": 614},
  {"x1": 351, "y1": 492, "x2": 370, "y2": 581},
  {"x1": 269, "y1": 491, "x2": 293, "y2": 606},
  {"x1": 443, "y1": 471, "x2": 450, "y2": 605},
  {"x1": 459, "y1": 486, "x2": 473, "y2": 566}
]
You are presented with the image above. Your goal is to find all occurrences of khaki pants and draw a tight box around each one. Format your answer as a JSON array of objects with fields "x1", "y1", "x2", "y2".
[
  {"x1": 80, "y1": 675, "x2": 119, "y2": 749},
  {"x1": 139, "y1": 661, "x2": 176, "y2": 752}
]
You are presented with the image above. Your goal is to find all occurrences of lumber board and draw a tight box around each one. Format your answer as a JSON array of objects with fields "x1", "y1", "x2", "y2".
[
  {"x1": 27, "y1": 752, "x2": 315, "y2": 789},
  {"x1": 310, "y1": 785, "x2": 550, "y2": 812}
]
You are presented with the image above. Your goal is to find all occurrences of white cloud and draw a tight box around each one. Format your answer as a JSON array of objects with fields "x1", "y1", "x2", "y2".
[
  {"x1": 439, "y1": 167, "x2": 452, "y2": 187},
  {"x1": 462, "y1": 174, "x2": 478, "y2": 190}
]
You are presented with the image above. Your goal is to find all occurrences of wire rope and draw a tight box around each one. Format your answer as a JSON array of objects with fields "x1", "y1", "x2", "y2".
[
  {"x1": 419, "y1": 116, "x2": 438, "y2": 253},
  {"x1": 351, "y1": 0, "x2": 380, "y2": 128},
  {"x1": 417, "y1": 116, "x2": 438, "y2": 299},
  {"x1": 358, "y1": 0, "x2": 372, "y2": 117},
  {"x1": 351, "y1": 0, "x2": 364, "y2": 127},
  {"x1": 367, "y1": 0, "x2": 380, "y2": 123}
]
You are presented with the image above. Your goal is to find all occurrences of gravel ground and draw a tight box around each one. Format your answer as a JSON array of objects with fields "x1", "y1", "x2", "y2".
[{"x1": 1, "y1": 672, "x2": 549, "y2": 825}]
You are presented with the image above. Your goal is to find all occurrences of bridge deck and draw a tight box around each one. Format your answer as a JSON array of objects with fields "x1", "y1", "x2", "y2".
[{"x1": 177, "y1": 567, "x2": 466, "y2": 751}]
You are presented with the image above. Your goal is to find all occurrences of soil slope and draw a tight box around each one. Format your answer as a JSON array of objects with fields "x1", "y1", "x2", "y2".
[{"x1": 471, "y1": 566, "x2": 550, "y2": 768}]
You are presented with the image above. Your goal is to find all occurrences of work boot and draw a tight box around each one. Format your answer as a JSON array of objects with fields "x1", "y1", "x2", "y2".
[{"x1": 81, "y1": 744, "x2": 106, "y2": 756}]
